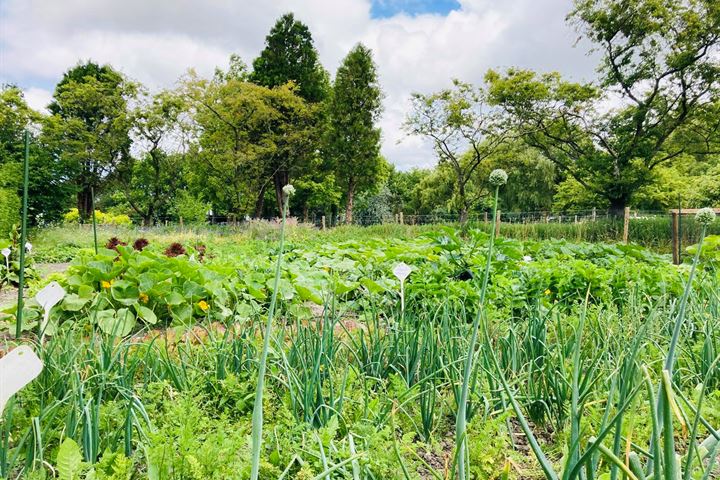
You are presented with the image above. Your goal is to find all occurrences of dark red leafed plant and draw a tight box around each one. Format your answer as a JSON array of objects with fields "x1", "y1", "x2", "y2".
[
  {"x1": 165, "y1": 242, "x2": 186, "y2": 257},
  {"x1": 105, "y1": 237, "x2": 127, "y2": 251},
  {"x1": 133, "y1": 238, "x2": 150, "y2": 251}
]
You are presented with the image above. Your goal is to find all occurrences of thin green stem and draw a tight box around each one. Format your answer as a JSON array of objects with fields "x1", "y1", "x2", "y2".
[
  {"x1": 250, "y1": 194, "x2": 290, "y2": 480},
  {"x1": 456, "y1": 185, "x2": 499, "y2": 480}
]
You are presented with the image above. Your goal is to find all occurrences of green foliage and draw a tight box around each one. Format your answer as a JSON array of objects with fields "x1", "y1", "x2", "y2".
[
  {"x1": 3, "y1": 222, "x2": 720, "y2": 479},
  {"x1": 171, "y1": 190, "x2": 210, "y2": 224},
  {"x1": 63, "y1": 209, "x2": 131, "y2": 226},
  {"x1": 326, "y1": 43, "x2": 384, "y2": 223},
  {"x1": 486, "y1": 0, "x2": 720, "y2": 212},
  {"x1": 43, "y1": 61, "x2": 136, "y2": 221},
  {"x1": 0, "y1": 225, "x2": 38, "y2": 291},
  {"x1": 118, "y1": 90, "x2": 188, "y2": 225},
  {"x1": 405, "y1": 80, "x2": 506, "y2": 221},
  {"x1": 56, "y1": 438, "x2": 85, "y2": 480},
  {"x1": 184, "y1": 72, "x2": 317, "y2": 216},
  {"x1": 0, "y1": 188, "x2": 19, "y2": 234},
  {"x1": 251, "y1": 13, "x2": 329, "y2": 103}
]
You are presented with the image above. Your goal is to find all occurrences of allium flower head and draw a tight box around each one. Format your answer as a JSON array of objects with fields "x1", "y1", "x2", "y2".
[
  {"x1": 1, "y1": 247, "x2": 10, "y2": 258},
  {"x1": 695, "y1": 207, "x2": 716, "y2": 226},
  {"x1": 282, "y1": 184, "x2": 296, "y2": 196},
  {"x1": 488, "y1": 169, "x2": 508, "y2": 187}
]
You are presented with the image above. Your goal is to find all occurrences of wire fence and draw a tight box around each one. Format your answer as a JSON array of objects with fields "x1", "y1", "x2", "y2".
[{"x1": 79, "y1": 208, "x2": 719, "y2": 257}]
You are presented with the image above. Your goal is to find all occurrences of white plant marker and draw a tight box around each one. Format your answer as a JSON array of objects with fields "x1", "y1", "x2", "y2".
[
  {"x1": 1, "y1": 247, "x2": 10, "y2": 272},
  {"x1": 393, "y1": 262, "x2": 412, "y2": 314},
  {"x1": 0, "y1": 346, "x2": 43, "y2": 414},
  {"x1": 24, "y1": 242, "x2": 32, "y2": 253},
  {"x1": 35, "y1": 281, "x2": 66, "y2": 338}
]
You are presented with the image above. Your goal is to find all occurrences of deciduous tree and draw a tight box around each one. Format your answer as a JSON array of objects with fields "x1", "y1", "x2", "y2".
[
  {"x1": 43, "y1": 62, "x2": 135, "y2": 221},
  {"x1": 486, "y1": 0, "x2": 720, "y2": 214},
  {"x1": 404, "y1": 80, "x2": 507, "y2": 223}
]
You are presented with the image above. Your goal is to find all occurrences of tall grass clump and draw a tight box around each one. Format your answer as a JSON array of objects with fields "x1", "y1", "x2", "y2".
[
  {"x1": 487, "y1": 207, "x2": 720, "y2": 480},
  {"x1": 249, "y1": 184, "x2": 293, "y2": 480}
]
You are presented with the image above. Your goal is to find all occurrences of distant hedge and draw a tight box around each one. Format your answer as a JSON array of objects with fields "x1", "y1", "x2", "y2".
[{"x1": 0, "y1": 188, "x2": 19, "y2": 233}]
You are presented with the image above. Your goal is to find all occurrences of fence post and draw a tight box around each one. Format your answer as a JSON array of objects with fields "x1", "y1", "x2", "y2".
[
  {"x1": 592, "y1": 207, "x2": 596, "y2": 221},
  {"x1": 321, "y1": 215, "x2": 326, "y2": 230},
  {"x1": 179, "y1": 217, "x2": 184, "y2": 229},
  {"x1": 495, "y1": 210, "x2": 501, "y2": 238},
  {"x1": 623, "y1": 206, "x2": 630, "y2": 243},
  {"x1": 671, "y1": 211, "x2": 680, "y2": 265},
  {"x1": 399, "y1": 211, "x2": 404, "y2": 225}
]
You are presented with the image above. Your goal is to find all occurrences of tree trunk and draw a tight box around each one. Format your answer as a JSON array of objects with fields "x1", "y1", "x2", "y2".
[
  {"x1": 273, "y1": 170, "x2": 290, "y2": 216},
  {"x1": 459, "y1": 207, "x2": 468, "y2": 225},
  {"x1": 77, "y1": 187, "x2": 94, "y2": 223},
  {"x1": 609, "y1": 197, "x2": 627, "y2": 217},
  {"x1": 254, "y1": 183, "x2": 268, "y2": 219},
  {"x1": 331, "y1": 204, "x2": 338, "y2": 227},
  {"x1": 345, "y1": 180, "x2": 356, "y2": 225},
  {"x1": 143, "y1": 204, "x2": 154, "y2": 227},
  {"x1": 457, "y1": 177, "x2": 468, "y2": 225}
]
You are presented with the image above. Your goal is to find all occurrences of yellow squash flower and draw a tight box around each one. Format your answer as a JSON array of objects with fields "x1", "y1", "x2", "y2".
[
  {"x1": 198, "y1": 300, "x2": 209, "y2": 312},
  {"x1": 139, "y1": 293, "x2": 149, "y2": 304},
  {"x1": 101, "y1": 280, "x2": 112, "y2": 289}
]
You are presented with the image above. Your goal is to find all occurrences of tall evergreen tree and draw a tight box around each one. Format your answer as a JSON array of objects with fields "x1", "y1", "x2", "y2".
[
  {"x1": 251, "y1": 13, "x2": 329, "y2": 103},
  {"x1": 326, "y1": 44, "x2": 383, "y2": 224},
  {"x1": 251, "y1": 13, "x2": 329, "y2": 212}
]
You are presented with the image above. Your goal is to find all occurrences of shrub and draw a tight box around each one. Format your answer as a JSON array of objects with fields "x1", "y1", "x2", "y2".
[
  {"x1": 172, "y1": 191, "x2": 210, "y2": 224},
  {"x1": 63, "y1": 208, "x2": 132, "y2": 226},
  {"x1": 0, "y1": 188, "x2": 19, "y2": 234}
]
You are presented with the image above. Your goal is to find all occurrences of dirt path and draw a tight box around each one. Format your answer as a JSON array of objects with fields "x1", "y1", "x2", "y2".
[
  {"x1": 0, "y1": 262, "x2": 71, "y2": 308},
  {"x1": 0, "y1": 286, "x2": 17, "y2": 308}
]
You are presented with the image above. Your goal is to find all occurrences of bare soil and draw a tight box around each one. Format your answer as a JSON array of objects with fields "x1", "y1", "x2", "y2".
[{"x1": 0, "y1": 262, "x2": 71, "y2": 308}]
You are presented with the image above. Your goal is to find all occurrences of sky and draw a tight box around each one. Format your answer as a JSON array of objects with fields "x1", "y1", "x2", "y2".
[{"x1": 0, "y1": 0, "x2": 599, "y2": 170}]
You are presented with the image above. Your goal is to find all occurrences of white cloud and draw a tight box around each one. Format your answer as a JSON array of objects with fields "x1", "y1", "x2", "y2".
[
  {"x1": 0, "y1": 0, "x2": 598, "y2": 170},
  {"x1": 23, "y1": 87, "x2": 53, "y2": 113}
]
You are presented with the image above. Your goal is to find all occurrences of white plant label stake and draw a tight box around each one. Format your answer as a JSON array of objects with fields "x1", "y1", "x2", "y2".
[
  {"x1": 0, "y1": 346, "x2": 43, "y2": 414},
  {"x1": 35, "y1": 281, "x2": 66, "y2": 338},
  {"x1": 393, "y1": 262, "x2": 412, "y2": 314},
  {"x1": 1, "y1": 247, "x2": 9, "y2": 272}
]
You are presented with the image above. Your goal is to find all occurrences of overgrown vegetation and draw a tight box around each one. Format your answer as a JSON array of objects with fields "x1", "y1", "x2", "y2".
[{"x1": 2, "y1": 206, "x2": 719, "y2": 478}]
